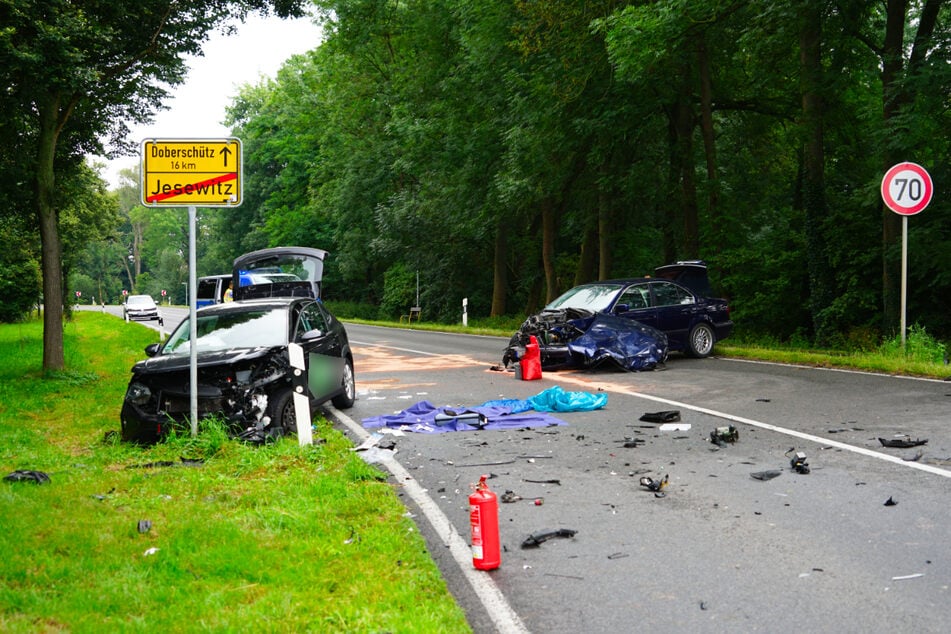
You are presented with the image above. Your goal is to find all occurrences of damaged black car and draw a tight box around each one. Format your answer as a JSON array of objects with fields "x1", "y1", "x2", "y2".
[
  {"x1": 121, "y1": 246, "x2": 356, "y2": 444},
  {"x1": 121, "y1": 297, "x2": 354, "y2": 444},
  {"x1": 503, "y1": 261, "x2": 732, "y2": 371}
]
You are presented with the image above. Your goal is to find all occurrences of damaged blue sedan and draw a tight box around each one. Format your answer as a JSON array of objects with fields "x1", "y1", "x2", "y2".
[{"x1": 503, "y1": 261, "x2": 732, "y2": 371}]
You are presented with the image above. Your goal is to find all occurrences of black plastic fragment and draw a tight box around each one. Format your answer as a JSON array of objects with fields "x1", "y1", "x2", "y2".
[
  {"x1": 521, "y1": 528, "x2": 578, "y2": 548},
  {"x1": 639, "y1": 410, "x2": 680, "y2": 423},
  {"x1": 3, "y1": 470, "x2": 50, "y2": 484},
  {"x1": 750, "y1": 470, "x2": 782, "y2": 481},
  {"x1": 884, "y1": 496, "x2": 898, "y2": 506},
  {"x1": 879, "y1": 437, "x2": 927, "y2": 448}
]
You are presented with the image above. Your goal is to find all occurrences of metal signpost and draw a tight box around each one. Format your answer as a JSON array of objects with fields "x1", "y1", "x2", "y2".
[
  {"x1": 141, "y1": 138, "x2": 243, "y2": 435},
  {"x1": 880, "y1": 162, "x2": 933, "y2": 349}
]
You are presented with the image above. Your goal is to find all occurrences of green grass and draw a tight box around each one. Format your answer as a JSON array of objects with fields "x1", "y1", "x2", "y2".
[{"x1": 0, "y1": 313, "x2": 471, "y2": 633}]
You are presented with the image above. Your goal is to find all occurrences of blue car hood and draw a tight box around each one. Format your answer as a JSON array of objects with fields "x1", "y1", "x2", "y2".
[{"x1": 567, "y1": 313, "x2": 668, "y2": 371}]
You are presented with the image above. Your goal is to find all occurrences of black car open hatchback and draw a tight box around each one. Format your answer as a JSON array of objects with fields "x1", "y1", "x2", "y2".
[{"x1": 121, "y1": 247, "x2": 354, "y2": 444}]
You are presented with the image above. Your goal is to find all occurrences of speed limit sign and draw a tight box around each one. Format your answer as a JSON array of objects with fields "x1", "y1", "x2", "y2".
[{"x1": 881, "y1": 162, "x2": 933, "y2": 215}]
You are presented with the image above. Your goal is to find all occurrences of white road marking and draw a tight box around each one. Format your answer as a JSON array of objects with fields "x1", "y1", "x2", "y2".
[
  {"x1": 329, "y1": 406, "x2": 531, "y2": 634},
  {"x1": 553, "y1": 373, "x2": 951, "y2": 479}
]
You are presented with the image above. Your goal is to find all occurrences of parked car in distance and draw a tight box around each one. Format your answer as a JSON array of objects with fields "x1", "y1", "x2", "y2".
[
  {"x1": 120, "y1": 296, "x2": 355, "y2": 444},
  {"x1": 122, "y1": 294, "x2": 163, "y2": 325},
  {"x1": 196, "y1": 274, "x2": 232, "y2": 309},
  {"x1": 503, "y1": 261, "x2": 732, "y2": 368}
]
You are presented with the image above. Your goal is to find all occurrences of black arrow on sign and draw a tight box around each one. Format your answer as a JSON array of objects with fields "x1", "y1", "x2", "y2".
[{"x1": 221, "y1": 146, "x2": 232, "y2": 167}]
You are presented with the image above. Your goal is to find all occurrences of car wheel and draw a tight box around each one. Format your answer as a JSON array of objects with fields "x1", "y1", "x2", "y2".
[
  {"x1": 687, "y1": 323, "x2": 715, "y2": 358},
  {"x1": 267, "y1": 386, "x2": 300, "y2": 434},
  {"x1": 331, "y1": 358, "x2": 355, "y2": 409}
]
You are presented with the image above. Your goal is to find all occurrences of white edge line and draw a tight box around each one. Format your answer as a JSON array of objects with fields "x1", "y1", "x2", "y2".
[{"x1": 329, "y1": 406, "x2": 531, "y2": 634}]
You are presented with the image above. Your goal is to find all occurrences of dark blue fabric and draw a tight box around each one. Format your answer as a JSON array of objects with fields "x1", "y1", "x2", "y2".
[
  {"x1": 566, "y1": 313, "x2": 666, "y2": 371},
  {"x1": 362, "y1": 400, "x2": 568, "y2": 433}
]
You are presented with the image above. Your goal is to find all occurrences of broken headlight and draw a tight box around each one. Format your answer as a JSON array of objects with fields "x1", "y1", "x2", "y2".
[{"x1": 125, "y1": 382, "x2": 152, "y2": 406}]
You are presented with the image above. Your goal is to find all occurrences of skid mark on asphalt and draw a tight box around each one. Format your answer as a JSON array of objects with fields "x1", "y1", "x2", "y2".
[
  {"x1": 354, "y1": 344, "x2": 484, "y2": 374},
  {"x1": 551, "y1": 372, "x2": 951, "y2": 479}
]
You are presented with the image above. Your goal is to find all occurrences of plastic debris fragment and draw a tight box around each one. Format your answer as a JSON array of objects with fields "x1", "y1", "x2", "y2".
[
  {"x1": 3, "y1": 470, "x2": 50, "y2": 484},
  {"x1": 521, "y1": 528, "x2": 578, "y2": 548}
]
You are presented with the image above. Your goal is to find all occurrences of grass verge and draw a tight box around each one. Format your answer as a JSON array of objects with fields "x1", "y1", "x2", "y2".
[{"x1": 0, "y1": 313, "x2": 471, "y2": 633}]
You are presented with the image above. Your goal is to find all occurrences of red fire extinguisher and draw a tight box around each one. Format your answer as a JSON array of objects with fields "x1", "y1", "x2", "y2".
[
  {"x1": 469, "y1": 474, "x2": 501, "y2": 570},
  {"x1": 519, "y1": 335, "x2": 542, "y2": 381}
]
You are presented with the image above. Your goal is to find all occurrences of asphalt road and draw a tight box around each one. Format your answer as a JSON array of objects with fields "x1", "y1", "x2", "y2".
[
  {"x1": 87, "y1": 307, "x2": 951, "y2": 631},
  {"x1": 331, "y1": 323, "x2": 951, "y2": 634}
]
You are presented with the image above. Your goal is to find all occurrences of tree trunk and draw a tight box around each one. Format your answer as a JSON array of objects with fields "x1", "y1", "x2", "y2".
[
  {"x1": 36, "y1": 100, "x2": 65, "y2": 372},
  {"x1": 575, "y1": 211, "x2": 598, "y2": 286},
  {"x1": 541, "y1": 197, "x2": 557, "y2": 303},
  {"x1": 598, "y1": 187, "x2": 613, "y2": 280},
  {"x1": 878, "y1": 0, "x2": 940, "y2": 334},
  {"x1": 800, "y1": 2, "x2": 834, "y2": 342},
  {"x1": 697, "y1": 33, "x2": 720, "y2": 255},
  {"x1": 675, "y1": 90, "x2": 699, "y2": 258},
  {"x1": 490, "y1": 216, "x2": 508, "y2": 316},
  {"x1": 880, "y1": 0, "x2": 906, "y2": 334}
]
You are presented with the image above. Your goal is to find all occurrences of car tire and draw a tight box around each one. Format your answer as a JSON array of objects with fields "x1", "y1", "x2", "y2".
[
  {"x1": 331, "y1": 358, "x2": 355, "y2": 409},
  {"x1": 267, "y1": 386, "x2": 300, "y2": 434},
  {"x1": 687, "y1": 323, "x2": 715, "y2": 358}
]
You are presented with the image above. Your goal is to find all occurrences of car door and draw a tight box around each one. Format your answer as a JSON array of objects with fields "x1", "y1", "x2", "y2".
[
  {"x1": 294, "y1": 301, "x2": 344, "y2": 402},
  {"x1": 649, "y1": 280, "x2": 699, "y2": 348},
  {"x1": 611, "y1": 283, "x2": 658, "y2": 329}
]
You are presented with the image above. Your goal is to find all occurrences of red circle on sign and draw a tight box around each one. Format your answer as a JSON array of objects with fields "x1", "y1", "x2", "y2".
[{"x1": 881, "y1": 162, "x2": 933, "y2": 215}]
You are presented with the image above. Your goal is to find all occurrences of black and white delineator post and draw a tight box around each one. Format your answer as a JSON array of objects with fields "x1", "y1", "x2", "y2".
[{"x1": 287, "y1": 343, "x2": 313, "y2": 446}]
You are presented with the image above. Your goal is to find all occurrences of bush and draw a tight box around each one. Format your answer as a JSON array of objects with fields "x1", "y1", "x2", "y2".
[
  {"x1": 878, "y1": 324, "x2": 947, "y2": 364},
  {"x1": 0, "y1": 221, "x2": 41, "y2": 323}
]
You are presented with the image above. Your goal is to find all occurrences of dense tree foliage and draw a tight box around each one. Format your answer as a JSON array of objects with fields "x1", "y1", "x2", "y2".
[
  {"x1": 0, "y1": 0, "x2": 304, "y2": 370},
  {"x1": 201, "y1": 0, "x2": 948, "y2": 345}
]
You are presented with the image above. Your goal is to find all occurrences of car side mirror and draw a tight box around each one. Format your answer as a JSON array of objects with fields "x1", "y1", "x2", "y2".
[
  {"x1": 613, "y1": 303, "x2": 630, "y2": 313},
  {"x1": 300, "y1": 328, "x2": 325, "y2": 343},
  {"x1": 144, "y1": 343, "x2": 162, "y2": 357}
]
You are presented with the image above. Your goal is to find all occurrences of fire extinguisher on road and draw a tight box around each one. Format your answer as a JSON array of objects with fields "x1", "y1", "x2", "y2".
[{"x1": 469, "y1": 474, "x2": 500, "y2": 570}]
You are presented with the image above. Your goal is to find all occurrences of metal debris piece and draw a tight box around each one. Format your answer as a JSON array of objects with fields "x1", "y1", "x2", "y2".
[
  {"x1": 879, "y1": 437, "x2": 927, "y2": 448},
  {"x1": 710, "y1": 426, "x2": 739, "y2": 445},
  {"x1": 750, "y1": 470, "x2": 782, "y2": 481},
  {"x1": 639, "y1": 474, "x2": 668, "y2": 492},
  {"x1": 521, "y1": 528, "x2": 578, "y2": 548},
  {"x1": 884, "y1": 496, "x2": 898, "y2": 506},
  {"x1": 786, "y1": 448, "x2": 810, "y2": 474},
  {"x1": 501, "y1": 490, "x2": 523, "y2": 503}
]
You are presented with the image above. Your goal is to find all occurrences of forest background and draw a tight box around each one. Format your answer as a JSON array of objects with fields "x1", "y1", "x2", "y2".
[{"x1": 3, "y1": 0, "x2": 950, "y2": 355}]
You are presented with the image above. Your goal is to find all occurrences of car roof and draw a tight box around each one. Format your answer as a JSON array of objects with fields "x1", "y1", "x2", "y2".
[{"x1": 196, "y1": 296, "x2": 310, "y2": 314}]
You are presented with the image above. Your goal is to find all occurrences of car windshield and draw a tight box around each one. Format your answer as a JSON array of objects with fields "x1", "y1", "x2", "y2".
[
  {"x1": 545, "y1": 283, "x2": 624, "y2": 312},
  {"x1": 162, "y1": 307, "x2": 288, "y2": 354},
  {"x1": 127, "y1": 295, "x2": 154, "y2": 306}
]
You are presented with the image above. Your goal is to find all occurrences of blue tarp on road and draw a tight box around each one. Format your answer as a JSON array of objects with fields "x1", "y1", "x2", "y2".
[{"x1": 362, "y1": 386, "x2": 608, "y2": 433}]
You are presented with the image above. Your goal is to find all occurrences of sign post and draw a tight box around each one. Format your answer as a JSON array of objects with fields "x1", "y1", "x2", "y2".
[
  {"x1": 141, "y1": 138, "x2": 243, "y2": 436},
  {"x1": 881, "y1": 162, "x2": 933, "y2": 350}
]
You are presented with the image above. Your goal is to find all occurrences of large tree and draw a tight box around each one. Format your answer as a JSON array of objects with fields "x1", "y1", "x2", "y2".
[{"x1": 0, "y1": 0, "x2": 303, "y2": 372}]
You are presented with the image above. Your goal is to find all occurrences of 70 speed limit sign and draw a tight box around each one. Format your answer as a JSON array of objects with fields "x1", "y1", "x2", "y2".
[{"x1": 881, "y1": 162, "x2": 933, "y2": 215}]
